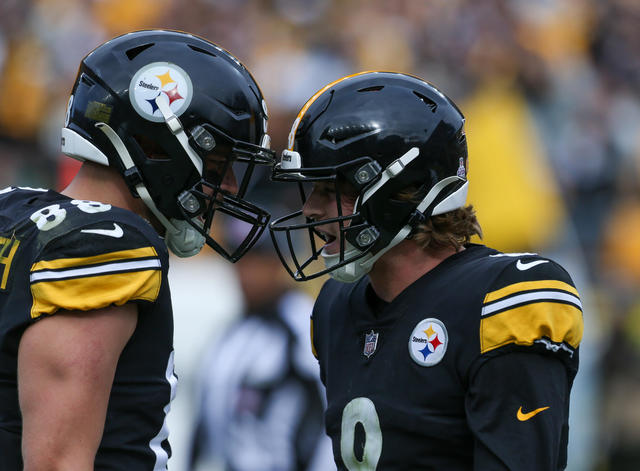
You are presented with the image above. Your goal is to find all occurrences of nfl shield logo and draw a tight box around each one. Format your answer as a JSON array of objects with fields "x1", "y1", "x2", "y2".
[{"x1": 363, "y1": 330, "x2": 379, "y2": 358}]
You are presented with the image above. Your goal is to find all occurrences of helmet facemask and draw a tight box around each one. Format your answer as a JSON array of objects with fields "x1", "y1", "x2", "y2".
[
  {"x1": 270, "y1": 154, "x2": 385, "y2": 282},
  {"x1": 270, "y1": 147, "x2": 469, "y2": 283},
  {"x1": 175, "y1": 122, "x2": 275, "y2": 261}
]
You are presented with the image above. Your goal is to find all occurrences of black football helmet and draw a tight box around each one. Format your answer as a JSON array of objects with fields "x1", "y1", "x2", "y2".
[
  {"x1": 269, "y1": 71, "x2": 468, "y2": 282},
  {"x1": 62, "y1": 29, "x2": 275, "y2": 260}
]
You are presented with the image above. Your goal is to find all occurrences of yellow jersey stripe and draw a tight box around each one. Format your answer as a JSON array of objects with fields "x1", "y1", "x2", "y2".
[
  {"x1": 31, "y1": 246, "x2": 158, "y2": 272},
  {"x1": 484, "y1": 280, "x2": 579, "y2": 304},
  {"x1": 480, "y1": 302, "x2": 583, "y2": 354},
  {"x1": 30, "y1": 269, "x2": 161, "y2": 319}
]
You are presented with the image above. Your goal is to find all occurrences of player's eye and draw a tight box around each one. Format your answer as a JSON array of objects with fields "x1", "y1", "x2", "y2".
[
  {"x1": 336, "y1": 180, "x2": 357, "y2": 199},
  {"x1": 204, "y1": 155, "x2": 231, "y2": 181},
  {"x1": 313, "y1": 182, "x2": 336, "y2": 196}
]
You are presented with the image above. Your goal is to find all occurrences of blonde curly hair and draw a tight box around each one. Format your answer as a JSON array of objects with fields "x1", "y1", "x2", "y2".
[
  {"x1": 410, "y1": 205, "x2": 483, "y2": 252},
  {"x1": 396, "y1": 187, "x2": 482, "y2": 252}
]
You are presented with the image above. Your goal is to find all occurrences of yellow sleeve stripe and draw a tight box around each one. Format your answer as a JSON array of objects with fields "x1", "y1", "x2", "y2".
[
  {"x1": 31, "y1": 246, "x2": 158, "y2": 272},
  {"x1": 484, "y1": 280, "x2": 579, "y2": 304},
  {"x1": 30, "y1": 269, "x2": 161, "y2": 319},
  {"x1": 480, "y1": 302, "x2": 583, "y2": 354}
]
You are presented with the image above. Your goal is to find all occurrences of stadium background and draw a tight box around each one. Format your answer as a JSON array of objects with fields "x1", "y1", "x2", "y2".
[{"x1": 1, "y1": 1, "x2": 639, "y2": 470}]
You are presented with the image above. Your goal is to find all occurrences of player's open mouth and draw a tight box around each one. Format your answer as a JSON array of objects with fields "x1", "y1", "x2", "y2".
[{"x1": 318, "y1": 231, "x2": 339, "y2": 254}]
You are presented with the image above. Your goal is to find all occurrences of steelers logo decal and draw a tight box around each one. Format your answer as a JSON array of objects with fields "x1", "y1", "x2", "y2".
[
  {"x1": 129, "y1": 62, "x2": 193, "y2": 122},
  {"x1": 408, "y1": 318, "x2": 448, "y2": 367}
]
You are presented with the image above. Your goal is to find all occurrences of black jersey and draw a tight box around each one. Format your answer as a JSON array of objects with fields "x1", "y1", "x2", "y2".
[
  {"x1": 0, "y1": 187, "x2": 176, "y2": 470},
  {"x1": 311, "y1": 244, "x2": 583, "y2": 471}
]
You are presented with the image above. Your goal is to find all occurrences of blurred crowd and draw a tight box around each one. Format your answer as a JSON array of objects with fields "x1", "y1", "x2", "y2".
[{"x1": 1, "y1": 0, "x2": 639, "y2": 470}]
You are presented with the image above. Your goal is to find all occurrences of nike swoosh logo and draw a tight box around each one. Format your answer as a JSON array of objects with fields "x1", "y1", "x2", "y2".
[
  {"x1": 81, "y1": 223, "x2": 124, "y2": 238},
  {"x1": 516, "y1": 259, "x2": 549, "y2": 271},
  {"x1": 517, "y1": 406, "x2": 549, "y2": 421}
]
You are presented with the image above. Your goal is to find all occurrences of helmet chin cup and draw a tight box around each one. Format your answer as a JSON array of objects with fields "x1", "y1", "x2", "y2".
[
  {"x1": 165, "y1": 218, "x2": 206, "y2": 258},
  {"x1": 321, "y1": 244, "x2": 370, "y2": 283},
  {"x1": 321, "y1": 223, "x2": 412, "y2": 283}
]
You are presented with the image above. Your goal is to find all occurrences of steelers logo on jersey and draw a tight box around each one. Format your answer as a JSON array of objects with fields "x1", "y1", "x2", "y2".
[{"x1": 409, "y1": 318, "x2": 448, "y2": 367}]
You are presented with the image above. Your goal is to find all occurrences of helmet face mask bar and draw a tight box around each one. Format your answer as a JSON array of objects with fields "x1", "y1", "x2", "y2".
[
  {"x1": 178, "y1": 179, "x2": 271, "y2": 263},
  {"x1": 61, "y1": 29, "x2": 275, "y2": 260},
  {"x1": 179, "y1": 122, "x2": 275, "y2": 261},
  {"x1": 269, "y1": 71, "x2": 469, "y2": 283},
  {"x1": 270, "y1": 159, "x2": 379, "y2": 281}
]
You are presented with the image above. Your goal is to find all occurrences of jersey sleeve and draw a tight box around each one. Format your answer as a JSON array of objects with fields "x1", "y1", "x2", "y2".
[
  {"x1": 29, "y1": 221, "x2": 163, "y2": 319},
  {"x1": 465, "y1": 256, "x2": 583, "y2": 470},
  {"x1": 466, "y1": 352, "x2": 570, "y2": 470},
  {"x1": 478, "y1": 256, "x2": 583, "y2": 363}
]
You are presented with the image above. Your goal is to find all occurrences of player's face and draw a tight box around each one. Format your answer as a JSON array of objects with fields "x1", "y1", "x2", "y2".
[
  {"x1": 302, "y1": 181, "x2": 357, "y2": 254},
  {"x1": 140, "y1": 134, "x2": 239, "y2": 195},
  {"x1": 204, "y1": 154, "x2": 238, "y2": 195}
]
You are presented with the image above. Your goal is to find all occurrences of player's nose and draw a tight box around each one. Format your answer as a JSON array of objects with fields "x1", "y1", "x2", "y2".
[{"x1": 220, "y1": 167, "x2": 238, "y2": 194}]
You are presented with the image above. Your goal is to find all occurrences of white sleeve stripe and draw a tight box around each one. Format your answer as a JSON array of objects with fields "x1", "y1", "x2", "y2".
[
  {"x1": 30, "y1": 259, "x2": 161, "y2": 282},
  {"x1": 481, "y1": 290, "x2": 582, "y2": 317}
]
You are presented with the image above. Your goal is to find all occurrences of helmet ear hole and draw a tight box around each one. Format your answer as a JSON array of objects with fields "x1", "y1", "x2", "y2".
[{"x1": 132, "y1": 134, "x2": 170, "y2": 160}]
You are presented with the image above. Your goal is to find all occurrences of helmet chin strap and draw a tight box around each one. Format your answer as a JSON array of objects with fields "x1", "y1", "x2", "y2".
[
  {"x1": 322, "y1": 159, "x2": 469, "y2": 283},
  {"x1": 95, "y1": 121, "x2": 205, "y2": 258},
  {"x1": 154, "y1": 94, "x2": 204, "y2": 175},
  {"x1": 321, "y1": 230, "x2": 410, "y2": 284}
]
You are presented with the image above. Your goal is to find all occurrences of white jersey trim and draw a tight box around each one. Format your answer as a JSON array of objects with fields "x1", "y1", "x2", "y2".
[
  {"x1": 30, "y1": 258, "x2": 161, "y2": 282},
  {"x1": 481, "y1": 290, "x2": 582, "y2": 317}
]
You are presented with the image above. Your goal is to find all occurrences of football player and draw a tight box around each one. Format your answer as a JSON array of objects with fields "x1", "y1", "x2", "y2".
[
  {"x1": 0, "y1": 30, "x2": 274, "y2": 470},
  {"x1": 269, "y1": 72, "x2": 583, "y2": 470}
]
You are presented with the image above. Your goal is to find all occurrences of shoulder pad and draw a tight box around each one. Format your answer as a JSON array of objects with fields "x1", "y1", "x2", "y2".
[
  {"x1": 480, "y1": 254, "x2": 583, "y2": 358},
  {"x1": 29, "y1": 204, "x2": 166, "y2": 319},
  {"x1": 28, "y1": 199, "x2": 162, "y2": 251}
]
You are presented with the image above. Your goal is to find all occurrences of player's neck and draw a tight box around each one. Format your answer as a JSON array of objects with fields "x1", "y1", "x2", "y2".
[
  {"x1": 61, "y1": 161, "x2": 149, "y2": 218},
  {"x1": 368, "y1": 240, "x2": 461, "y2": 303}
]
